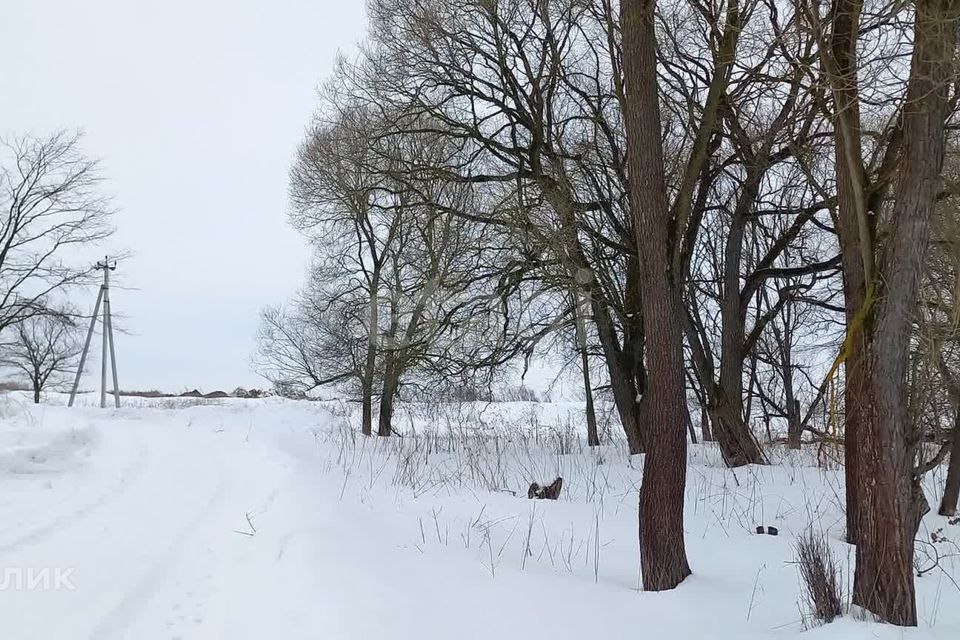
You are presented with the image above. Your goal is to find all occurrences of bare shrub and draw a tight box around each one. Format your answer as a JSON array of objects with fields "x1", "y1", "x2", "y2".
[{"x1": 795, "y1": 529, "x2": 843, "y2": 625}]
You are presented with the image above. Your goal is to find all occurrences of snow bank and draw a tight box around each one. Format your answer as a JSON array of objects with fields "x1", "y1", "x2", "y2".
[
  {"x1": 0, "y1": 394, "x2": 99, "y2": 475},
  {"x1": 0, "y1": 426, "x2": 98, "y2": 475}
]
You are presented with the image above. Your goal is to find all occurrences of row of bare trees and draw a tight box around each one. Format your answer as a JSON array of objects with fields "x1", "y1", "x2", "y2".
[{"x1": 260, "y1": 0, "x2": 960, "y2": 625}]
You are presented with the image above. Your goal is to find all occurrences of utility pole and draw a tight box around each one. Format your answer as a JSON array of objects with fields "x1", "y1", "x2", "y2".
[{"x1": 68, "y1": 257, "x2": 121, "y2": 408}]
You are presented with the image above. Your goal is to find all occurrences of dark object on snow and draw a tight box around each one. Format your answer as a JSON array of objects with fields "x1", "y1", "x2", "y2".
[
  {"x1": 767, "y1": 526, "x2": 779, "y2": 536},
  {"x1": 949, "y1": 517, "x2": 959, "y2": 526},
  {"x1": 528, "y1": 477, "x2": 563, "y2": 500},
  {"x1": 756, "y1": 526, "x2": 765, "y2": 535},
  {"x1": 203, "y1": 390, "x2": 229, "y2": 399},
  {"x1": 181, "y1": 389, "x2": 203, "y2": 398}
]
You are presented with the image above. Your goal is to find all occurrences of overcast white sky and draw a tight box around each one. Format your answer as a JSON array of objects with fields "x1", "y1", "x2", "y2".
[{"x1": 0, "y1": 0, "x2": 366, "y2": 392}]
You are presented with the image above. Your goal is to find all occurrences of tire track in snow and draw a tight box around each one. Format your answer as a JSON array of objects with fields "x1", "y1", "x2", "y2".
[
  {"x1": 87, "y1": 467, "x2": 229, "y2": 640},
  {"x1": 86, "y1": 429, "x2": 289, "y2": 639}
]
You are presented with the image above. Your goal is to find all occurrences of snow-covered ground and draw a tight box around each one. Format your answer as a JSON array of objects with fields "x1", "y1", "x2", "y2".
[{"x1": 0, "y1": 392, "x2": 957, "y2": 639}]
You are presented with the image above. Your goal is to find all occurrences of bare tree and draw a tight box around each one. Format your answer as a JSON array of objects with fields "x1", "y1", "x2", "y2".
[
  {"x1": 271, "y1": 79, "x2": 514, "y2": 435},
  {"x1": 363, "y1": 0, "x2": 653, "y2": 452},
  {"x1": 287, "y1": 101, "x2": 401, "y2": 435},
  {"x1": 0, "y1": 132, "x2": 114, "y2": 331},
  {"x1": 808, "y1": 0, "x2": 960, "y2": 625},
  {"x1": 622, "y1": 0, "x2": 692, "y2": 591},
  {"x1": 255, "y1": 295, "x2": 362, "y2": 398},
  {"x1": 1, "y1": 311, "x2": 82, "y2": 403}
]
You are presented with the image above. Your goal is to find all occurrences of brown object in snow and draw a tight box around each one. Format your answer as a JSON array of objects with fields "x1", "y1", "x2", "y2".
[{"x1": 527, "y1": 477, "x2": 563, "y2": 500}]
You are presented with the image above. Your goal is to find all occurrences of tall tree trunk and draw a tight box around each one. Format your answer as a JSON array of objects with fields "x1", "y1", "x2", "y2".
[
  {"x1": 378, "y1": 286, "x2": 402, "y2": 438},
  {"x1": 581, "y1": 352, "x2": 600, "y2": 447},
  {"x1": 592, "y1": 295, "x2": 645, "y2": 453},
  {"x1": 780, "y1": 320, "x2": 802, "y2": 450},
  {"x1": 575, "y1": 296, "x2": 600, "y2": 446},
  {"x1": 545, "y1": 182, "x2": 644, "y2": 452},
  {"x1": 709, "y1": 383, "x2": 763, "y2": 465},
  {"x1": 787, "y1": 400, "x2": 802, "y2": 450},
  {"x1": 686, "y1": 410, "x2": 698, "y2": 445},
  {"x1": 375, "y1": 259, "x2": 437, "y2": 438},
  {"x1": 937, "y1": 362, "x2": 960, "y2": 516},
  {"x1": 361, "y1": 275, "x2": 380, "y2": 437},
  {"x1": 707, "y1": 172, "x2": 766, "y2": 467},
  {"x1": 361, "y1": 381, "x2": 374, "y2": 437},
  {"x1": 712, "y1": 368, "x2": 764, "y2": 465},
  {"x1": 622, "y1": 0, "x2": 691, "y2": 591},
  {"x1": 700, "y1": 405, "x2": 714, "y2": 442},
  {"x1": 851, "y1": 1, "x2": 957, "y2": 625},
  {"x1": 842, "y1": 311, "x2": 867, "y2": 544},
  {"x1": 33, "y1": 382, "x2": 41, "y2": 404},
  {"x1": 940, "y1": 423, "x2": 960, "y2": 516},
  {"x1": 378, "y1": 359, "x2": 399, "y2": 437},
  {"x1": 827, "y1": 0, "x2": 868, "y2": 547}
]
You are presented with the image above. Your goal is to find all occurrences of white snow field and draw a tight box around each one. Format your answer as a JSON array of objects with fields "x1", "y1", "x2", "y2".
[{"x1": 0, "y1": 392, "x2": 957, "y2": 639}]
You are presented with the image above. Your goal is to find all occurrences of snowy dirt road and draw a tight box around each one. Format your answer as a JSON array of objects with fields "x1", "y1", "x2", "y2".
[
  {"x1": 0, "y1": 398, "x2": 352, "y2": 639},
  {"x1": 1, "y1": 394, "x2": 958, "y2": 640}
]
